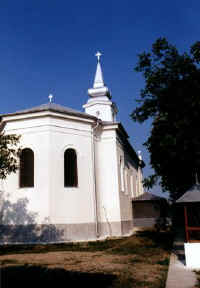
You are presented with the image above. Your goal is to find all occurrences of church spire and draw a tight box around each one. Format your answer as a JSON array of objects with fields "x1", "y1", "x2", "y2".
[
  {"x1": 87, "y1": 51, "x2": 111, "y2": 99},
  {"x1": 93, "y1": 52, "x2": 104, "y2": 89},
  {"x1": 83, "y1": 51, "x2": 118, "y2": 122}
]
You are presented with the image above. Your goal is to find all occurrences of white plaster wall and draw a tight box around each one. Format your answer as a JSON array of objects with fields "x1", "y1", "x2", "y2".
[
  {"x1": 94, "y1": 125, "x2": 141, "y2": 229},
  {"x1": 85, "y1": 101, "x2": 114, "y2": 122},
  {"x1": 137, "y1": 166, "x2": 144, "y2": 196},
  {"x1": 1, "y1": 114, "x2": 96, "y2": 226},
  {"x1": 95, "y1": 128, "x2": 121, "y2": 225},
  {"x1": 116, "y1": 139, "x2": 138, "y2": 222},
  {"x1": 2, "y1": 118, "x2": 51, "y2": 224},
  {"x1": 47, "y1": 117, "x2": 95, "y2": 224},
  {"x1": 1, "y1": 111, "x2": 142, "y2": 237}
]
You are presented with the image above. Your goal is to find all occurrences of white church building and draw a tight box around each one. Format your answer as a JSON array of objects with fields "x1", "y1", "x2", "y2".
[{"x1": 0, "y1": 53, "x2": 144, "y2": 243}]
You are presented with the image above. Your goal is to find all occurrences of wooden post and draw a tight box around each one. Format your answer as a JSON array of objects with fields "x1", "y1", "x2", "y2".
[{"x1": 184, "y1": 206, "x2": 189, "y2": 242}]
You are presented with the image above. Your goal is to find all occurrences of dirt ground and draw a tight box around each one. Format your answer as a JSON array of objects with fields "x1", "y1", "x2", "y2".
[{"x1": 0, "y1": 230, "x2": 173, "y2": 288}]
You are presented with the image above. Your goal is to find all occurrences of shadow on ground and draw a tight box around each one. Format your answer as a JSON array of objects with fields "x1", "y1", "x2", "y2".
[
  {"x1": 136, "y1": 229, "x2": 174, "y2": 251},
  {"x1": 0, "y1": 265, "x2": 116, "y2": 288}
]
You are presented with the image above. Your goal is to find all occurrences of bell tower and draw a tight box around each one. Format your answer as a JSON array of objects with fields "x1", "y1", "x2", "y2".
[{"x1": 83, "y1": 52, "x2": 118, "y2": 122}]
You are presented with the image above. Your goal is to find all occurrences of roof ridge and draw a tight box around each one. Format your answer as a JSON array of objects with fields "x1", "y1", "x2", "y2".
[{"x1": 2, "y1": 102, "x2": 97, "y2": 120}]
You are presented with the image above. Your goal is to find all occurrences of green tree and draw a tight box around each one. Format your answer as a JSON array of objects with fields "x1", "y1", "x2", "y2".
[
  {"x1": 131, "y1": 38, "x2": 200, "y2": 201},
  {"x1": 0, "y1": 126, "x2": 20, "y2": 179}
]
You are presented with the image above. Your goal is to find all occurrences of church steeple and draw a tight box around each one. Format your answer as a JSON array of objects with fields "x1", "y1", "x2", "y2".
[
  {"x1": 93, "y1": 52, "x2": 104, "y2": 88},
  {"x1": 83, "y1": 52, "x2": 117, "y2": 122},
  {"x1": 87, "y1": 51, "x2": 111, "y2": 99}
]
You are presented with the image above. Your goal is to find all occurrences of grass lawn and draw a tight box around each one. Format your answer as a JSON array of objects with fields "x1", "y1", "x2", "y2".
[{"x1": 0, "y1": 229, "x2": 173, "y2": 288}]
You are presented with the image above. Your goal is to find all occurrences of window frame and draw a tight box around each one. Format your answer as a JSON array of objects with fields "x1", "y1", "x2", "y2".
[
  {"x1": 64, "y1": 148, "x2": 78, "y2": 188},
  {"x1": 120, "y1": 156, "x2": 125, "y2": 192},
  {"x1": 19, "y1": 148, "x2": 34, "y2": 188}
]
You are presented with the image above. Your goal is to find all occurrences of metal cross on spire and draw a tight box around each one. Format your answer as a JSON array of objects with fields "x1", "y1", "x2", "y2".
[
  {"x1": 48, "y1": 94, "x2": 53, "y2": 103},
  {"x1": 95, "y1": 51, "x2": 102, "y2": 62}
]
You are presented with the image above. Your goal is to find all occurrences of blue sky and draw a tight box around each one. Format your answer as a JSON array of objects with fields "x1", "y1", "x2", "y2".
[{"x1": 0, "y1": 0, "x2": 199, "y2": 196}]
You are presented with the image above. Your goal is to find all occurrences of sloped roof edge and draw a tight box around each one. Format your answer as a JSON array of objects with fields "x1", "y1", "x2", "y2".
[
  {"x1": 176, "y1": 184, "x2": 200, "y2": 203},
  {"x1": 2, "y1": 103, "x2": 97, "y2": 121},
  {"x1": 132, "y1": 192, "x2": 166, "y2": 202}
]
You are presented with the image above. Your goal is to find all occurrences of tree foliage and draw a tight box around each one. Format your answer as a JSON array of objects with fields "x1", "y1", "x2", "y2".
[
  {"x1": 131, "y1": 38, "x2": 200, "y2": 200},
  {"x1": 0, "y1": 128, "x2": 20, "y2": 179}
]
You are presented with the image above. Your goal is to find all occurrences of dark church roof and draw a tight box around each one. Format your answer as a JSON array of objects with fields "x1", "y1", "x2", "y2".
[
  {"x1": 132, "y1": 192, "x2": 165, "y2": 202},
  {"x1": 2, "y1": 103, "x2": 97, "y2": 120},
  {"x1": 176, "y1": 184, "x2": 200, "y2": 203}
]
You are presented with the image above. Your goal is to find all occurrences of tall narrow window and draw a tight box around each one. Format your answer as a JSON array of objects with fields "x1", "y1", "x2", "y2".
[
  {"x1": 64, "y1": 149, "x2": 78, "y2": 187},
  {"x1": 130, "y1": 175, "x2": 134, "y2": 197},
  {"x1": 120, "y1": 157, "x2": 124, "y2": 192},
  {"x1": 136, "y1": 174, "x2": 138, "y2": 196},
  {"x1": 20, "y1": 148, "x2": 34, "y2": 188},
  {"x1": 124, "y1": 170, "x2": 128, "y2": 195}
]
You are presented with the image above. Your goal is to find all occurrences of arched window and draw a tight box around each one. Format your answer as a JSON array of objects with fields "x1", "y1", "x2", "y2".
[
  {"x1": 64, "y1": 149, "x2": 78, "y2": 187},
  {"x1": 20, "y1": 148, "x2": 34, "y2": 188}
]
